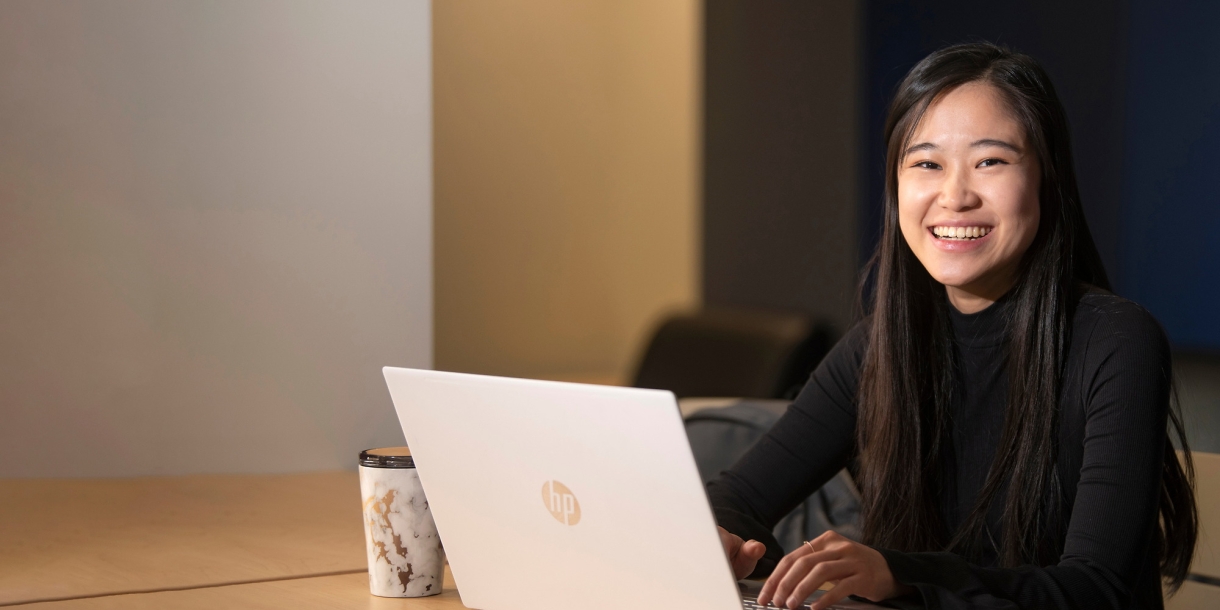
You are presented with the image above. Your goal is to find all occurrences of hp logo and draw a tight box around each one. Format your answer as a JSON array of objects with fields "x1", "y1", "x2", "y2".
[{"x1": 541, "y1": 480, "x2": 581, "y2": 525}]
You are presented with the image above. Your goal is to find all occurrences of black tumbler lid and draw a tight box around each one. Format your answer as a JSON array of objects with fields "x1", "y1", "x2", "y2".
[{"x1": 359, "y1": 446, "x2": 415, "y2": 468}]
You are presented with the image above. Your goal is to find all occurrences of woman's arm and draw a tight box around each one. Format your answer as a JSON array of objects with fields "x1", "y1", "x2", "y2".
[{"x1": 707, "y1": 322, "x2": 867, "y2": 577}]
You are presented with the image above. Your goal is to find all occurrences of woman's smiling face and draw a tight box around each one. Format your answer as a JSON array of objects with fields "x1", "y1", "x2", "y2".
[{"x1": 897, "y1": 81, "x2": 1041, "y2": 313}]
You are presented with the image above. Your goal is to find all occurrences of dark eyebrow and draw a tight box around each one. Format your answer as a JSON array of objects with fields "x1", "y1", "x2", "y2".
[
  {"x1": 903, "y1": 142, "x2": 938, "y2": 156},
  {"x1": 971, "y1": 138, "x2": 1022, "y2": 153},
  {"x1": 903, "y1": 139, "x2": 1023, "y2": 158}
]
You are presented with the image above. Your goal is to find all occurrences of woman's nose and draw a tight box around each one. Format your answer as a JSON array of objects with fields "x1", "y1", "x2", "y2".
[{"x1": 937, "y1": 169, "x2": 980, "y2": 211}]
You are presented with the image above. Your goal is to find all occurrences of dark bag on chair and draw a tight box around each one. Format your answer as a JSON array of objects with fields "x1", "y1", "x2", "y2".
[{"x1": 683, "y1": 400, "x2": 861, "y2": 553}]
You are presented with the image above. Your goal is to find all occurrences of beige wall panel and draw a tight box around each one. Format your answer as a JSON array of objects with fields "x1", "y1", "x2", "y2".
[{"x1": 434, "y1": 1, "x2": 700, "y2": 381}]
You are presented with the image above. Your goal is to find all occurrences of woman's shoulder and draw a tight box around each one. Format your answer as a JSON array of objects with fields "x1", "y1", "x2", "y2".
[
  {"x1": 1067, "y1": 287, "x2": 1173, "y2": 423},
  {"x1": 1075, "y1": 286, "x2": 1167, "y2": 335},
  {"x1": 805, "y1": 314, "x2": 873, "y2": 385},
  {"x1": 1071, "y1": 285, "x2": 1171, "y2": 365},
  {"x1": 831, "y1": 316, "x2": 872, "y2": 363}
]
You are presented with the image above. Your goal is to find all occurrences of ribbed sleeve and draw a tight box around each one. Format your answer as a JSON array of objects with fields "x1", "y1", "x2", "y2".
[{"x1": 706, "y1": 321, "x2": 867, "y2": 578}]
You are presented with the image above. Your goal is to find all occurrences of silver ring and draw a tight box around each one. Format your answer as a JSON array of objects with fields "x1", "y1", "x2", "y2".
[{"x1": 803, "y1": 540, "x2": 815, "y2": 553}]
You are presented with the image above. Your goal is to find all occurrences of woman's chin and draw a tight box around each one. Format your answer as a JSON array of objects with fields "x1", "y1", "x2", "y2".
[{"x1": 926, "y1": 270, "x2": 985, "y2": 290}]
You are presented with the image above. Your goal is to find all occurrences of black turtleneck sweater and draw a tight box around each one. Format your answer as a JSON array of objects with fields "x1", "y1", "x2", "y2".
[{"x1": 707, "y1": 289, "x2": 1172, "y2": 610}]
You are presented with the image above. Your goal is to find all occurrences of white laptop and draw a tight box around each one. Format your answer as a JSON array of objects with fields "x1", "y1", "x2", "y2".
[{"x1": 381, "y1": 367, "x2": 883, "y2": 610}]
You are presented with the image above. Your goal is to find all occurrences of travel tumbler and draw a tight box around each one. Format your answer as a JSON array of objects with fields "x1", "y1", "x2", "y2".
[{"x1": 358, "y1": 447, "x2": 444, "y2": 597}]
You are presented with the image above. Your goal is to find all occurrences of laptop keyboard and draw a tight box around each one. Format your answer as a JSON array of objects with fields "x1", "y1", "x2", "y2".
[
  {"x1": 742, "y1": 601, "x2": 785, "y2": 609},
  {"x1": 742, "y1": 599, "x2": 852, "y2": 610}
]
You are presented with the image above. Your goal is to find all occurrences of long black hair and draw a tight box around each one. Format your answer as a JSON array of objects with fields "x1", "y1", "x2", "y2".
[{"x1": 855, "y1": 42, "x2": 1197, "y2": 589}]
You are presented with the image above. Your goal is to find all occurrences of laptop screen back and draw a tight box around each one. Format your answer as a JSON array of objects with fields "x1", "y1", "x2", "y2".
[{"x1": 382, "y1": 367, "x2": 742, "y2": 610}]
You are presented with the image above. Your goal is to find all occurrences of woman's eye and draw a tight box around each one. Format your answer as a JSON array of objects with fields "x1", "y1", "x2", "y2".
[
  {"x1": 912, "y1": 161, "x2": 941, "y2": 170},
  {"x1": 977, "y1": 158, "x2": 1008, "y2": 167}
]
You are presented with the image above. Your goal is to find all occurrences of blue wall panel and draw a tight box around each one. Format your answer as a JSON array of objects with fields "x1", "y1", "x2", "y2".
[{"x1": 1120, "y1": 2, "x2": 1220, "y2": 350}]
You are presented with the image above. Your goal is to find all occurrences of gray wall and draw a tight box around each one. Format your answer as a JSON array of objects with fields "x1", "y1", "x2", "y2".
[
  {"x1": 703, "y1": 0, "x2": 861, "y2": 333},
  {"x1": 0, "y1": 0, "x2": 432, "y2": 477}
]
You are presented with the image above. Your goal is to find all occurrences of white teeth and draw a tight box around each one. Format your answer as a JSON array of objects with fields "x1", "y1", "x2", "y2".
[{"x1": 933, "y1": 226, "x2": 991, "y2": 240}]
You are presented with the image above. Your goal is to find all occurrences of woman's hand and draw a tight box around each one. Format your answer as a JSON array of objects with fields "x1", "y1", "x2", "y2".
[
  {"x1": 718, "y1": 526, "x2": 767, "y2": 579},
  {"x1": 756, "y1": 530, "x2": 914, "y2": 610}
]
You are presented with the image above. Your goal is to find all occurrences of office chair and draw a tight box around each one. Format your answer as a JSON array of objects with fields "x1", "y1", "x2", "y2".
[{"x1": 631, "y1": 307, "x2": 834, "y2": 399}]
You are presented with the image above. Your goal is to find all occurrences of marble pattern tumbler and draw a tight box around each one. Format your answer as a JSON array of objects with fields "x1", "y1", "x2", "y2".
[{"x1": 359, "y1": 447, "x2": 444, "y2": 597}]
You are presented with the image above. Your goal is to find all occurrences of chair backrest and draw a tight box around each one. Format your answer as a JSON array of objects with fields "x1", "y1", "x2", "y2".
[
  {"x1": 1193, "y1": 451, "x2": 1220, "y2": 580},
  {"x1": 633, "y1": 308, "x2": 833, "y2": 399},
  {"x1": 1167, "y1": 451, "x2": 1220, "y2": 609}
]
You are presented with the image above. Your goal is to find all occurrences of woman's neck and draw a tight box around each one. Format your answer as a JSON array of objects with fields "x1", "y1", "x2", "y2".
[
  {"x1": 946, "y1": 288, "x2": 997, "y2": 314},
  {"x1": 945, "y1": 276, "x2": 1016, "y2": 314}
]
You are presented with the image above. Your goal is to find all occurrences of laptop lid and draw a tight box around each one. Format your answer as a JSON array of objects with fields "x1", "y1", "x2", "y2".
[{"x1": 381, "y1": 366, "x2": 743, "y2": 610}]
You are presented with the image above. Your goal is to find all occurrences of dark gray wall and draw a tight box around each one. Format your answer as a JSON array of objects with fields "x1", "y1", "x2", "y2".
[
  {"x1": 703, "y1": 0, "x2": 860, "y2": 334},
  {"x1": 1176, "y1": 355, "x2": 1220, "y2": 454}
]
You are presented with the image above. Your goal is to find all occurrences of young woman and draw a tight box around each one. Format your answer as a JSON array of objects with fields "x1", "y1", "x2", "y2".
[{"x1": 710, "y1": 43, "x2": 1196, "y2": 610}]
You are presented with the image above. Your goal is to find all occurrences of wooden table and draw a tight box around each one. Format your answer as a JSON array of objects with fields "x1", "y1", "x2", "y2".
[
  {"x1": 5, "y1": 457, "x2": 1218, "y2": 608},
  {"x1": 13, "y1": 570, "x2": 461, "y2": 609},
  {"x1": 0, "y1": 472, "x2": 465, "y2": 609}
]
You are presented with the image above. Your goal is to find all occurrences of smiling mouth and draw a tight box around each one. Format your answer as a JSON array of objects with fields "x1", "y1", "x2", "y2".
[{"x1": 931, "y1": 226, "x2": 992, "y2": 240}]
